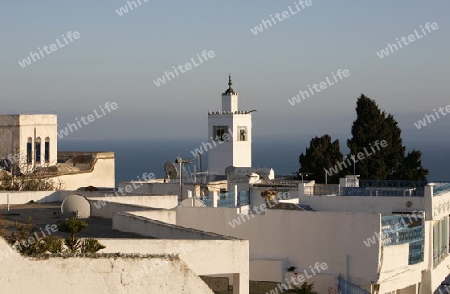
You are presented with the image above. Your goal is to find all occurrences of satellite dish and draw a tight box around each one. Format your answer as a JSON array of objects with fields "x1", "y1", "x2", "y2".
[
  {"x1": 61, "y1": 194, "x2": 91, "y2": 219},
  {"x1": 164, "y1": 161, "x2": 179, "y2": 179}
]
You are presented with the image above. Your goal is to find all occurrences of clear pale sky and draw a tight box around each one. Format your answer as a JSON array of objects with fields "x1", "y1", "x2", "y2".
[{"x1": 1, "y1": 0, "x2": 449, "y2": 143}]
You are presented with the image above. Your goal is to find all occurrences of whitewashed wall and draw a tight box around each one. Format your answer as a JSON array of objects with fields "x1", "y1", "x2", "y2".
[
  {"x1": 175, "y1": 206, "x2": 380, "y2": 293},
  {"x1": 53, "y1": 152, "x2": 115, "y2": 190},
  {"x1": 98, "y1": 238, "x2": 249, "y2": 282},
  {"x1": 128, "y1": 210, "x2": 176, "y2": 224},
  {"x1": 89, "y1": 201, "x2": 152, "y2": 218},
  {"x1": 0, "y1": 237, "x2": 213, "y2": 293},
  {"x1": 86, "y1": 195, "x2": 178, "y2": 209}
]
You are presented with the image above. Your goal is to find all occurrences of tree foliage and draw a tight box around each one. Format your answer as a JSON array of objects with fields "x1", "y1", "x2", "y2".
[
  {"x1": 299, "y1": 135, "x2": 344, "y2": 184},
  {"x1": 298, "y1": 94, "x2": 429, "y2": 181},
  {"x1": 57, "y1": 218, "x2": 105, "y2": 254},
  {"x1": 0, "y1": 172, "x2": 55, "y2": 191},
  {"x1": 80, "y1": 238, "x2": 106, "y2": 253},
  {"x1": 0, "y1": 153, "x2": 56, "y2": 191},
  {"x1": 347, "y1": 94, "x2": 428, "y2": 180},
  {"x1": 3, "y1": 217, "x2": 63, "y2": 256},
  {"x1": 391, "y1": 150, "x2": 429, "y2": 180},
  {"x1": 0, "y1": 217, "x2": 105, "y2": 256}
]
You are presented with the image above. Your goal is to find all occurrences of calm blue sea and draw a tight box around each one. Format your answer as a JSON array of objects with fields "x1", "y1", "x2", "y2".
[{"x1": 58, "y1": 140, "x2": 450, "y2": 187}]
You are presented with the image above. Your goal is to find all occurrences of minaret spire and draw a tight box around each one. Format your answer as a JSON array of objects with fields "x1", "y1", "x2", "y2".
[{"x1": 223, "y1": 74, "x2": 236, "y2": 95}]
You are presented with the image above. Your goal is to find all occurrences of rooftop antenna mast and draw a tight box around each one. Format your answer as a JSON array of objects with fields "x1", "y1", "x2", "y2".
[{"x1": 175, "y1": 156, "x2": 191, "y2": 200}]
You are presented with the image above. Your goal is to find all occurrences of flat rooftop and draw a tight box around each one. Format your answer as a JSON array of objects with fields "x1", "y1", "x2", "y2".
[{"x1": 0, "y1": 202, "x2": 151, "y2": 239}]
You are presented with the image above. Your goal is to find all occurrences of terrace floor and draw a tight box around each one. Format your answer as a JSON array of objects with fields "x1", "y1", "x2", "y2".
[{"x1": 0, "y1": 202, "x2": 149, "y2": 239}]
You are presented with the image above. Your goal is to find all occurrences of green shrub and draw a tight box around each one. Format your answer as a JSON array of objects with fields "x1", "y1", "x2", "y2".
[
  {"x1": 80, "y1": 238, "x2": 105, "y2": 253},
  {"x1": 284, "y1": 282, "x2": 318, "y2": 294}
]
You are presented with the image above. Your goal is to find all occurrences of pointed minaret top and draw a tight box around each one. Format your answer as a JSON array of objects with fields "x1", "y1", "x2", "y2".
[{"x1": 223, "y1": 74, "x2": 236, "y2": 95}]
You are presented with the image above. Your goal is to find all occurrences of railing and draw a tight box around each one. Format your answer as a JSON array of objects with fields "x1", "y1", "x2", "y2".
[
  {"x1": 218, "y1": 192, "x2": 235, "y2": 207},
  {"x1": 303, "y1": 185, "x2": 339, "y2": 196},
  {"x1": 237, "y1": 191, "x2": 250, "y2": 206},
  {"x1": 409, "y1": 240, "x2": 424, "y2": 265},
  {"x1": 313, "y1": 184, "x2": 340, "y2": 196},
  {"x1": 304, "y1": 186, "x2": 314, "y2": 195},
  {"x1": 433, "y1": 245, "x2": 448, "y2": 265},
  {"x1": 433, "y1": 183, "x2": 450, "y2": 196},
  {"x1": 360, "y1": 179, "x2": 428, "y2": 188},
  {"x1": 381, "y1": 216, "x2": 424, "y2": 246},
  {"x1": 341, "y1": 187, "x2": 424, "y2": 197},
  {"x1": 200, "y1": 191, "x2": 250, "y2": 208},
  {"x1": 381, "y1": 215, "x2": 424, "y2": 265},
  {"x1": 337, "y1": 276, "x2": 370, "y2": 294},
  {"x1": 381, "y1": 226, "x2": 424, "y2": 246},
  {"x1": 201, "y1": 198, "x2": 212, "y2": 207},
  {"x1": 381, "y1": 215, "x2": 407, "y2": 229}
]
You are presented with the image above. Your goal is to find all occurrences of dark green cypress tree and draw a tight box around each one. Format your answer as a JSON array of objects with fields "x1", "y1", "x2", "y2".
[
  {"x1": 392, "y1": 150, "x2": 429, "y2": 180},
  {"x1": 299, "y1": 135, "x2": 344, "y2": 184},
  {"x1": 347, "y1": 94, "x2": 428, "y2": 180}
]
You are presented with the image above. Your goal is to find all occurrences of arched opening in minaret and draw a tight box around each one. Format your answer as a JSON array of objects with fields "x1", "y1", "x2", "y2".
[
  {"x1": 27, "y1": 137, "x2": 32, "y2": 164},
  {"x1": 213, "y1": 126, "x2": 228, "y2": 141},
  {"x1": 35, "y1": 137, "x2": 41, "y2": 163},
  {"x1": 238, "y1": 127, "x2": 247, "y2": 141}
]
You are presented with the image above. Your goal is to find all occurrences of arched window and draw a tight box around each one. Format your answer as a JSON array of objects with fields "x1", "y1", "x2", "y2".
[
  {"x1": 45, "y1": 137, "x2": 50, "y2": 163},
  {"x1": 27, "y1": 138, "x2": 32, "y2": 164},
  {"x1": 213, "y1": 126, "x2": 229, "y2": 141},
  {"x1": 35, "y1": 137, "x2": 41, "y2": 163},
  {"x1": 238, "y1": 127, "x2": 247, "y2": 141}
]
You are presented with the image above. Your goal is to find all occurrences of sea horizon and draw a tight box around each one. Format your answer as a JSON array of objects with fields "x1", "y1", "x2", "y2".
[{"x1": 58, "y1": 139, "x2": 450, "y2": 187}]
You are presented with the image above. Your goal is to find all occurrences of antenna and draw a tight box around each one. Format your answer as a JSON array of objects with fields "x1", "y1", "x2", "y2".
[{"x1": 191, "y1": 151, "x2": 204, "y2": 184}]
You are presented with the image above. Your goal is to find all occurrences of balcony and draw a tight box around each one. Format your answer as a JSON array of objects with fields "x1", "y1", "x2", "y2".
[
  {"x1": 341, "y1": 180, "x2": 428, "y2": 197},
  {"x1": 201, "y1": 191, "x2": 250, "y2": 208},
  {"x1": 381, "y1": 215, "x2": 424, "y2": 265}
]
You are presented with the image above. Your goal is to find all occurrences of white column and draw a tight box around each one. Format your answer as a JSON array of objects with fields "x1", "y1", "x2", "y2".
[
  {"x1": 233, "y1": 273, "x2": 248, "y2": 294},
  {"x1": 187, "y1": 190, "x2": 193, "y2": 207},
  {"x1": 212, "y1": 191, "x2": 218, "y2": 208},
  {"x1": 234, "y1": 185, "x2": 238, "y2": 207},
  {"x1": 424, "y1": 185, "x2": 433, "y2": 221}
]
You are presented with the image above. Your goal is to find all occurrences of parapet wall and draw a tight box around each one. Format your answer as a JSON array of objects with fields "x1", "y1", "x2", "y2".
[
  {"x1": 89, "y1": 200, "x2": 153, "y2": 218},
  {"x1": 86, "y1": 194, "x2": 178, "y2": 209},
  {"x1": 0, "y1": 237, "x2": 213, "y2": 293},
  {"x1": 113, "y1": 212, "x2": 237, "y2": 240}
]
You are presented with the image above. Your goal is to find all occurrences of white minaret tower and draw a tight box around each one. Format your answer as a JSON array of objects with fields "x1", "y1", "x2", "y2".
[{"x1": 207, "y1": 75, "x2": 253, "y2": 175}]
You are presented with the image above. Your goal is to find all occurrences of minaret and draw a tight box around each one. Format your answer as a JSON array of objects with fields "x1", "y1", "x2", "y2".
[
  {"x1": 207, "y1": 75, "x2": 253, "y2": 175},
  {"x1": 222, "y1": 75, "x2": 238, "y2": 112}
]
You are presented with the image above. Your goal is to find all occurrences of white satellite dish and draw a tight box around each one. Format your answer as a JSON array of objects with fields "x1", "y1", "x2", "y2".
[
  {"x1": 164, "y1": 161, "x2": 179, "y2": 179},
  {"x1": 61, "y1": 194, "x2": 91, "y2": 219}
]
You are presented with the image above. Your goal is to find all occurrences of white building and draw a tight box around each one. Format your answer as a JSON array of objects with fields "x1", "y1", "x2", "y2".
[
  {"x1": 0, "y1": 114, "x2": 58, "y2": 168},
  {"x1": 0, "y1": 114, "x2": 114, "y2": 190},
  {"x1": 0, "y1": 191, "x2": 249, "y2": 294},
  {"x1": 172, "y1": 178, "x2": 450, "y2": 294},
  {"x1": 207, "y1": 75, "x2": 253, "y2": 175}
]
